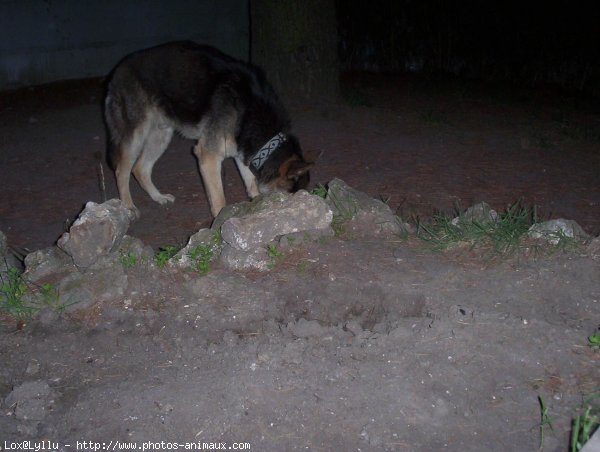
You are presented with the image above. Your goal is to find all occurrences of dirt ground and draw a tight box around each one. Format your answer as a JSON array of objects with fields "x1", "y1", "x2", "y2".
[{"x1": 1, "y1": 74, "x2": 599, "y2": 451}]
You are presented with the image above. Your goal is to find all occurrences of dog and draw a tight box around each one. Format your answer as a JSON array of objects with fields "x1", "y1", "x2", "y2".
[{"x1": 104, "y1": 41, "x2": 312, "y2": 218}]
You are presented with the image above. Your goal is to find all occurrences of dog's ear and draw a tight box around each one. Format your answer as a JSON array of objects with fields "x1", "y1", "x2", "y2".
[{"x1": 286, "y1": 160, "x2": 314, "y2": 180}]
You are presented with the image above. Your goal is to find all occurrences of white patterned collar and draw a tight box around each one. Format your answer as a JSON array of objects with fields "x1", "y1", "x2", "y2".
[{"x1": 250, "y1": 133, "x2": 287, "y2": 170}]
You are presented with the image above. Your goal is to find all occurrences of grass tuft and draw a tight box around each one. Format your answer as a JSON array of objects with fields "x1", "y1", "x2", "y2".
[
  {"x1": 266, "y1": 244, "x2": 283, "y2": 269},
  {"x1": 188, "y1": 244, "x2": 214, "y2": 274},
  {"x1": 311, "y1": 184, "x2": 328, "y2": 199},
  {"x1": 415, "y1": 201, "x2": 572, "y2": 256},
  {"x1": 571, "y1": 395, "x2": 600, "y2": 452},
  {"x1": 119, "y1": 252, "x2": 138, "y2": 269},
  {"x1": 1, "y1": 263, "x2": 64, "y2": 318},
  {"x1": 537, "y1": 395, "x2": 554, "y2": 450},
  {"x1": 154, "y1": 245, "x2": 178, "y2": 268},
  {"x1": 0, "y1": 266, "x2": 31, "y2": 318}
]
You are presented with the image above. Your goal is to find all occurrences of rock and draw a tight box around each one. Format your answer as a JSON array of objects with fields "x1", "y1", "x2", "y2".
[
  {"x1": 588, "y1": 236, "x2": 600, "y2": 259},
  {"x1": 221, "y1": 191, "x2": 332, "y2": 251},
  {"x1": 4, "y1": 381, "x2": 56, "y2": 421},
  {"x1": 58, "y1": 262, "x2": 127, "y2": 312},
  {"x1": 278, "y1": 228, "x2": 334, "y2": 249},
  {"x1": 528, "y1": 219, "x2": 589, "y2": 245},
  {"x1": 212, "y1": 201, "x2": 252, "y2": 231},
  {"x1": 24, "y1": 247, "x2": 75, "y2": 283},
  {"x1": 451, "y1": 202, "x2": 498, "y2": 226},
  {"x1": 57, "y1": 199, "x2": 135, "y2": 269},
  {"x1": 25, "y1": 360, "x2": 40, "y2": 375},
  {"x1": 219, "y1": 245, "x2": 270, "y2": 272},
  {"x1": 581, "y1": 427, "x2": 600, "y2": 452},
  {"x1": 325, "y1": 178, "x2": 405, "y2": 237}
]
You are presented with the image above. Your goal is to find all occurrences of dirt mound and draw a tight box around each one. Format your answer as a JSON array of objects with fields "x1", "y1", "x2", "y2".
[{"x1": 2, "y1": 226, "x2": 599, "y2": 450}]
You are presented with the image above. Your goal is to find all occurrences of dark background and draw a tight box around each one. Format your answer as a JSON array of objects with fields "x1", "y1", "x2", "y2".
[
  {"x1": 337, "y1": 0, "x2": 599, "y2": 97},
  {"x1": 1, "y1": 1, "x2": 598, "y2": 98}
]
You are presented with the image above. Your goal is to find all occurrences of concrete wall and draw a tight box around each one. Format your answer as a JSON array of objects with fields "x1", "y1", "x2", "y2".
[{"x1": 0, "y1": 0, "x2": 249, "y2": 89}]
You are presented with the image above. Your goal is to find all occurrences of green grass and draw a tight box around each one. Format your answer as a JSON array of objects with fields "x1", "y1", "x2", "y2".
[
  {"x1": 186, "y1": 231, "x2": 222, "y2": 274},
  {"x1": 119, "y1": 252, "x2": 138, "y2": 269},
  {"x1": 154, "y1": 245, "x2": 178, "y2": 268},
  {"x1": 537, "y1": 395, "x2": 554, "y2": 450},
  {"x1": 417, "y1": 201, "x2": 544, "y2": 255},
  {"x1": 331, "y1": 219, "x2": 346, "y2": 238},
  {"x1": 588, "y1": 332, "x2": 600, "y2": 348},
  {"x1": 1, "y1": 264, "x2": 63, "y2": 318},
  {"x1": 187, "y1": 244, "x2": 213, "y2": 274},
  {"x1": 311, "y1": 184, "x2": 328, "y2": 199},
  {"x1": 0, "y1": 266, "x2": 30, "y2": 318},
  {"x1": 266, "y1": 244, "x2": 283, "y2": 269},
  {"x1": 211, "y1": 229, "x2": 222, "y2": 246},
  {"x1": 571, "y1": 393, "x2": 600, "y2": 452}
]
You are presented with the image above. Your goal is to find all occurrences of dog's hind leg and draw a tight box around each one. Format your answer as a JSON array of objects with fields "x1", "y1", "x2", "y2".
[
  {"x1": 114, "y1": 127, "x2": 147, "y2": 218},
  {"x1": 235, "y1": 157, "x2": 260, "y2": 198},
  {"x1": 133, "y1": 125, "x2": 175, "y2": 206},
  {"x1": 194, "y1": 143, "x2": 226, "y2": 217}
]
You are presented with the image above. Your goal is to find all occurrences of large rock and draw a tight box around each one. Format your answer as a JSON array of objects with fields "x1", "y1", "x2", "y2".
[
  {"x1": 219, "y1": 245, "x2": 270, "y2": 272},
  {"x1": 57, "y1": 199, "x2": 135, "y2": 269},
  {"x1": 24, "y1": 247, "x2": 75, "y2": 283},
  {"x1": 57, "y1": 258, "x2": 127, "y2": 312},
  {"x1": 325, "y1": 178, "x2": 405, "y2": 237},
  {"x1": 221, "y1": 191, "x2": 332, "y2": 251},
  {"x1": 528, "y1": 219, "x2": 589, "y2": 245}
]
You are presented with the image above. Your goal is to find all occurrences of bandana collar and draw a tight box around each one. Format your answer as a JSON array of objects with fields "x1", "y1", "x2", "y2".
[{"x1": 250, "y1": 133, "x2": 287, "y2": 170}]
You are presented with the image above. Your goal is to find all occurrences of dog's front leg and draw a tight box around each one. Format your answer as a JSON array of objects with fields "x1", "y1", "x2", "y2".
[
  {"x1": 235, "y1": 157, "x2": 260, "y2": 199},
  {"x1": 195, "y1": 144, "x2": 226, "y2": 217}
]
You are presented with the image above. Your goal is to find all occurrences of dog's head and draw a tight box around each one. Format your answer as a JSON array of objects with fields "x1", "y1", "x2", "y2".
[{"x1": 257, "y1": 135, "x2": 313, "y2": 194}]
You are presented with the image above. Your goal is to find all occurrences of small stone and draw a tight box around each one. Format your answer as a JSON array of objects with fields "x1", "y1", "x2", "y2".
[
  {"x1": 5, "y1": 381, "x2": 55, "y2": 421},
  {"x1": 451, "y1": 202, "x2": 498, "y2": 226},
  {"x1": 25, "y1": 361, "x2": 40, "y2": 375}
]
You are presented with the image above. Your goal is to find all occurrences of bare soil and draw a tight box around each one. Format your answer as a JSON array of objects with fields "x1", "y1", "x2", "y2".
[{"x1": 1, "y1": 74, "x2": 599, "y2": 451}]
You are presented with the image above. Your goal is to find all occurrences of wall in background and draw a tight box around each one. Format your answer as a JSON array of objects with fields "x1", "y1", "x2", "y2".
[{"x1": 0, "y1": 0, "x2": 248, "y2": 89}]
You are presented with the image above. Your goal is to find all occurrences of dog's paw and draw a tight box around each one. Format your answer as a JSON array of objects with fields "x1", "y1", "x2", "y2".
[
  {"x1": 153, "y1": 193, "x2": 176, "y2": 205},
  {"x1": 128, "y1": 206, "x2": 141, "y2": 221}
]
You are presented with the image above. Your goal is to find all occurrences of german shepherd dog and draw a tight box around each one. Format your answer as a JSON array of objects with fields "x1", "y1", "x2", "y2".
[{"x1": 104, "y1": 41, "x2": 312, "y2": 218}]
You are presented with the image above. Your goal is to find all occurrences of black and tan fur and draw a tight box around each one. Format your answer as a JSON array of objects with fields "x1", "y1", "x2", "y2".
[{"x1": 104, "y1": 41, "x2": 312, "y2": 218}]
